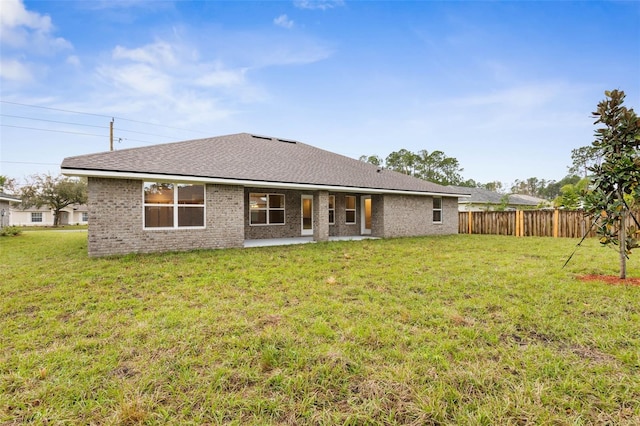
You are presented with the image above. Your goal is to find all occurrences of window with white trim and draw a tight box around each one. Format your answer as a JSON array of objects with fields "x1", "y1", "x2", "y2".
[
  {"x1": 82, "y1": 212, "x2": 88, "y2": 222},
  {"x1": 345, "y1": 195, "x2": 356, "y2": 224},
  {"x1": 31, "y1": 212, "x2": 43, "y2": 223},
  {"x1": 143, "y1": 182, "x2": 205, "y2": 228},
  {"x1": 433, "y1": 197, "x2": 442, "y2": 223},
  {"x1": 328, "y1": 195, "x2": 335, "y2": 225},
  {"x1": 250, "y1": 193, "x2": 285, "y2": 225}
]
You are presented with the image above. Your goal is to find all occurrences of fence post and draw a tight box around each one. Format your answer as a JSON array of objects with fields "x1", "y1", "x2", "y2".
[
  {"x1": 468, "y1": 211, "x2": 472, "y2": 234},
  {"x1": 553, "y1": 208, "x2": 559, "y2": 238},
  {"x1": 515, "y1": 210, "x2": 520, "y2": 237},
  {"x1": 519, "y1": 210, "x2": 525, "y2": 237}
]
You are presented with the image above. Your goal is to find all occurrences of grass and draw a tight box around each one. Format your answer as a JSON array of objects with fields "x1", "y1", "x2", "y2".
[{"x1": 1, "y1": 232, "x2": 639, "y2": 425}]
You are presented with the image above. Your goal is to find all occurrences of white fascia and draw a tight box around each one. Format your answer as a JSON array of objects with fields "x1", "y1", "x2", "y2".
[{"x1": 61, "y1": 168, "x2": 469, "y2": 198}]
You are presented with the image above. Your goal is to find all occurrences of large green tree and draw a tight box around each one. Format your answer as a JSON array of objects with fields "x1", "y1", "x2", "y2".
[
  {"x1": 361, "y1": 148, "x2": 465, "y2": 186},
  {"x1": 20, "y1": 174, "x2": 88, "y2": 227},
  {"x1": 582, "y1": 90, "x2": 640, "y2": 279}
]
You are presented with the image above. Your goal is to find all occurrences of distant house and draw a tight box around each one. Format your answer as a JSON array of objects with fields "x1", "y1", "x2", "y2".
[
  {"x1": 10, "y1": 204, "x2": 88, "y2": 226},
  {"x1": 61, "y1": 133, "x2": 469, "y2": 257},
  {"x1": 0, "y1": 192, "x2": 21, "y2": 228},
  {"x1": 450, "y1": 186, "x2": 550, "y2": 212}
]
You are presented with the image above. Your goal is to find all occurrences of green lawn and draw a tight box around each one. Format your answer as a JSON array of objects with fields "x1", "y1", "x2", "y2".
[{"x1": 1, "y1": 232, "x2": 639, "y2": 425}]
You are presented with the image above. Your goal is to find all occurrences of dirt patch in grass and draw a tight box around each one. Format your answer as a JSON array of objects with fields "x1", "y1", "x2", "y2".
[{"x1": 578, "y1": 274, "x2": 640, "y2": 286}]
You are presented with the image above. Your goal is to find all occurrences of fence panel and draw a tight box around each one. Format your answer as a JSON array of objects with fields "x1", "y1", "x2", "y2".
[{"x1": 459, "y1": 210, "x2": 640, "y2": 238}]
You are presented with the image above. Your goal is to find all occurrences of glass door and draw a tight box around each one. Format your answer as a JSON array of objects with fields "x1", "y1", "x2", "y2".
[
  {"x1": 361, "y1": 196, "x2": 371, "y2": 235},
  {"x1": 302, "y1": 195, "x2": 313, "y2": 236}
]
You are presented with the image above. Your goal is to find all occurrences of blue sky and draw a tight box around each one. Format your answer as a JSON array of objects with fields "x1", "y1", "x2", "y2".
[{"x1": 1, "y1": 0, "x2": 639, "y2": 189}]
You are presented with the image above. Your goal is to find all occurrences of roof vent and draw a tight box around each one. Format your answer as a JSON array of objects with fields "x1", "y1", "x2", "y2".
[{"x1": 250, "y1": 134, "x2": 297, "y2": 144}]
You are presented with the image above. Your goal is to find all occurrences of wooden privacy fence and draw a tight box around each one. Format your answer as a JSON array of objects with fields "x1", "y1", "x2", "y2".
[{"x1": 458, "y1": 209, "x2": 640, "y2": 238}]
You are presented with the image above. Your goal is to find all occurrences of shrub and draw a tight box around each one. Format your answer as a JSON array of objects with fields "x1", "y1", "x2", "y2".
[{"x1": 0, "y1": 226, "x2": 22, "y2": 237}]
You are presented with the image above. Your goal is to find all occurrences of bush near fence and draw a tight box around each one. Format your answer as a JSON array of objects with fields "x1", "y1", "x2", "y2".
[{"x1": 458, "y1": 209, "x2": 640, "y2": 238}]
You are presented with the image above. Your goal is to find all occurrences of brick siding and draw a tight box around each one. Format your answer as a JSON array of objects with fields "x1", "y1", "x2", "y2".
[
  {"x1": 87, "y1": 178, "x2": 459, "y2": 256},
  {"x1": 377, "y1": 194, "x2": 458, "y2": 238},
  {"x1": 87, "y1": 178, "x2": 244, "y2": 257}
]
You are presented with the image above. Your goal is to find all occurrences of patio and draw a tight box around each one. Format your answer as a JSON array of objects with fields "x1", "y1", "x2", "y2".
[{"x1": 243, "y1": 235, "x2": 378, "y2": 248}]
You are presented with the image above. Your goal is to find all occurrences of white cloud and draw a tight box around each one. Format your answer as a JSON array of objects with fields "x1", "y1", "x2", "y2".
[
  {"x1": 449, "y1": 84, "x2": 564, "y2": 110},
  {"x1": 66, "y1": 55, "x2": 81, "y2": 67},
  {"x1": 112, "y1": 41, "x2": 177, "y2": 67},
  {"x1": 274, "y1": 14, "x2": 294, "y2": 29},
  {"x1": 0, "y1": 0, "x2": 71, "y2": 53},
  {"x1": 293, "y1": 0, "x2": 344, "y2": 10},
  {"x1": 195, "y1": 67, "x2": 247, "y2": 88},
  {"x1": 0, "y1": 57, "x2": 33, "y2": 82},
  {"x1": 97, "y1": 63, "x2": 172, "y2": 96}
]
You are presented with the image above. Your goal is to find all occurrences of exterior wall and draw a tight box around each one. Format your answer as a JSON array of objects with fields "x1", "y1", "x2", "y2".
[
  {"x1": 85, "y1": 178, "x2": 459, "y2": 256},
  {"x1": 244, "y1": 189, "x2": 364, "y2": 240},
  {"x1": 328, "y1": 193, "x2": 362, "y2": 237},
  {"x1": 11, "y1": 208, "x2": 55, "y2": 226},
  {"x1": 87, "y1": 178, "x2": 244, "y2": 257},
  {"x1": 9, "y1": 206, "x2": 88, "y2": 226},
  {"x1": 244, "y1": 188, "x2": 304, "y2": 239},
  {"x1": 0, "y1": 200, "x2": 10, "y2": 228},
  {"x1": 379, "y1": 194, "x2": 458, "y2": 238}
]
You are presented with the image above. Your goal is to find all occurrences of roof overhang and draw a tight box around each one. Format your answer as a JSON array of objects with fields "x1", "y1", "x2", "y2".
[
  {"x1": 0, "y1": 196, "x2": 21, "y2": 203},
  {"x1": 61, "y1": 168, "x2": 469, "y2": 198}
]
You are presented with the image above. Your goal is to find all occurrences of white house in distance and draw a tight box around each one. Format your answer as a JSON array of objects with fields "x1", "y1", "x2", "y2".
[
  {"x1": 9, "y1": 204, "x2": 88, "y2": 226},
  {"x1": 0, "y1": 192, "x2": 21, "y2": 228}
]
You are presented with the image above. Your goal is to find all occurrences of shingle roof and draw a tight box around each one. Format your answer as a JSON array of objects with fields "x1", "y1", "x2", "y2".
[
  {"x1": 0, "y1": 192, "x2": 21, "y2": 202},
  {"x1": 62, "y1": 133, "x2": 468, "y2": 196},
  {"x1": 450, "y1": 186, "x2": 545, "y2": 206}
]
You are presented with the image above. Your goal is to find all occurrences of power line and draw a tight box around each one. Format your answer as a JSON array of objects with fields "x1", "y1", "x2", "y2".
[
  {"x1": 1, "y1": 113, "x2": 183, "y2": 142},
  {"x1": 0, "y1": 114, "x2": 108, "y2": 130},
  {"x1": 1, "y1": 161, "x2": 60, "y2": 166},
  {"x1": 0, "y1": 100, "x2": 209, "y2": 135},
  {"x1": 0, "y1": 124, "x2": 107, "y2": 138},
  {"x1": 0, "y1": 100, "x2": 109, "y2": 118}
]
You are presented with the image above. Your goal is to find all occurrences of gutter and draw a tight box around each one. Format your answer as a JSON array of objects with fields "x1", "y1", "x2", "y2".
[{"x1": 61, "y1": 168, "x2": 470, "y2": 198}]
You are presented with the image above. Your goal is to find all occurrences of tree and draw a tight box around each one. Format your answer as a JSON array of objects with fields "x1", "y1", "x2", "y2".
[
  {"x1": 482, "y1": 181, "x2": 505, "y2": 193},
  {"x1": 569, "y1": 145, "x2": 601, "y2": 178},
  {"x1": 554, "y1": 177, "x2": 589, "y2": 209},
  {"x1": 510, "y1": 177, "x2": 550, "y2": 197},
  {"x1": 20, "y1": 174, "x2": 88, "y2": 227},
  {"x1": 414, "y1": 149, "x2": 464, "y2": 186},
  {"x1": 0, "y1": 175, "x2": 17, "y2": 194},
  {"x1": 385, "y1": 149, "x2": 419, "y2": 176},
  {"x1": 582, "y1": 90, "x2": 640, "y2": 279},
  {"x1": 358, "y1": 155, "x2": 383, "y2": 166},
  {"x1": 366, "y1": 148, "x2": 466, "y2": 185}
]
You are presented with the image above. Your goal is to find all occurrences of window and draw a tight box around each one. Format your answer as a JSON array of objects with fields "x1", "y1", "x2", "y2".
[
  {"x1": 31, "y1": 212, "x2": 43, "y2": 223},
  {"x1": 143, "y1": 182, "x2": 205, "y2": 228},
  {"x1": 328, "y1": 195, "x2": 335, "y2": 225},
  {"x1": 433, "y1": 197, "x2": 442, "y2": 223},
  {"x1": 250, "y1": 193, "x2": 285, "y2": 225},
  {"x1": 345, "y1": 195, "x2": 356, "y2": 224},
  {"x1": 82, "y1": 212, "x2": 88, "y2": 222}
]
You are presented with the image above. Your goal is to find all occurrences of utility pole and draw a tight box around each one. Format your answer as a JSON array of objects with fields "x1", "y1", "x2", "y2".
[{"x1": 110, "y1": 118, "x2": 114, "y2": 151}]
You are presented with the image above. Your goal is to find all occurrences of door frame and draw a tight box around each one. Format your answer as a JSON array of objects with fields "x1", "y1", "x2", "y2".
[
  {"x1": 301, "y1": 194, "x2": 313, "y2": 236},
  {"x1": 361, "y1": 195, "x2": 371, "y2": 235}
]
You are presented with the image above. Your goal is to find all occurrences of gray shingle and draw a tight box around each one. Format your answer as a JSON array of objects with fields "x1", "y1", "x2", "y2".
[{"x1": 62, "y1": 133, "x2": 467, "y2": 195}]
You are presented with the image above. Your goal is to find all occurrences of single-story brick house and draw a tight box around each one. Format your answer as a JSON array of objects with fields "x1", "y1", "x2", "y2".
[{"x1": 61, "y1": 133, "x2": 469, "y2": 257}]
